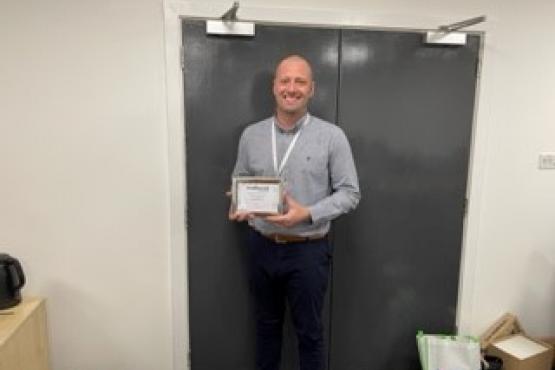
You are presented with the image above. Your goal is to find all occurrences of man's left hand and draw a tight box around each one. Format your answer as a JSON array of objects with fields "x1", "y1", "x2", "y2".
[{"x1": 265, "y1": 194, "x2": 311, "y2": 228}]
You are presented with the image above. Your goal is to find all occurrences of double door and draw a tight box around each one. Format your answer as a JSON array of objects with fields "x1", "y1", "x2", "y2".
[{"x1": 183, "y1": 19, "x2": 480, "y2": 370}]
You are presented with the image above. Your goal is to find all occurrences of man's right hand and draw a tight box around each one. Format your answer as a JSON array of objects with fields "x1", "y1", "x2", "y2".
[
  {"x1": 227, "y1": 191, "x2": 253, "y2": 222},
  {"x1": 228, "y1": 209, "x2": 253, "y2": 222}
]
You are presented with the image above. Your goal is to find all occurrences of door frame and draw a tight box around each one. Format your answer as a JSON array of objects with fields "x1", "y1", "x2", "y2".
[{"x1": 162, "y1": 2, "x2": 486, "y2": 369}]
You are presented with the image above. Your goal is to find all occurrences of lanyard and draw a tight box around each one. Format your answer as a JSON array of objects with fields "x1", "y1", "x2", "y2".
[{"x1": 272, "y1": 114, "x2": 310, "y2": 176}]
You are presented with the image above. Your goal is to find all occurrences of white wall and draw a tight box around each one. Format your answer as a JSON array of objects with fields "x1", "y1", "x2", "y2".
[
  {"x1": 463, "y1": 0, "x2": 555, "y2": 335},
  {"x1": 1, "y1": 0, "x2": 554, "y2": 370},
  {"x1": 1, "y1": 0, "x2": 173, "y2": 369}
]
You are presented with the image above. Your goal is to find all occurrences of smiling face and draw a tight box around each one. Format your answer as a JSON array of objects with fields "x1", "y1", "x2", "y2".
[{"x1": 273, "y1": 56, "x2": 315, "y2": 124}]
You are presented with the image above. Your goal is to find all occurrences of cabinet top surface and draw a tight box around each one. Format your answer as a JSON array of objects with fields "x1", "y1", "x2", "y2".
[{"x1": 0, "y1": 297, "x2": 44, "y2": 346}]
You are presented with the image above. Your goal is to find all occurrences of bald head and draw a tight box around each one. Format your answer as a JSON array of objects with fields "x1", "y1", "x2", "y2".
[{"x1": 274, "y1": 55, "x2": 313, "y2": 81}]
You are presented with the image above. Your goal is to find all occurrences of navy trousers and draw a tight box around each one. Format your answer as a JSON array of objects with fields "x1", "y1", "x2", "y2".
[{"x1": 247, "y1": 228, "x2": 331, "y2": 370}]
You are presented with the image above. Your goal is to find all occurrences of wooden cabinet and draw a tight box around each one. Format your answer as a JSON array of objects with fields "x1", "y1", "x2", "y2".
[{"x1": 0, "y1": 297, "x2": 50, "y2": 370}]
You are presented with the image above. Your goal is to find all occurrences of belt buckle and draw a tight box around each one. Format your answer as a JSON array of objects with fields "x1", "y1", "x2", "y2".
[{"x1": 273, "y1": 234, "x2": 288, "y2": 244}]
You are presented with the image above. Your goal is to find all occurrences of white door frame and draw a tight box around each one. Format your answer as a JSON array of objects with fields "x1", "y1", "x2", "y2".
[{"x1": 162, "y1": 2, "x2": 487, "y2": 369}]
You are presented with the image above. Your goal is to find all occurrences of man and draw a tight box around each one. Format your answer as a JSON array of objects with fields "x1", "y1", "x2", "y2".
[{"x1": 229, "y1": 55, "x2": 360, "y2": 370}]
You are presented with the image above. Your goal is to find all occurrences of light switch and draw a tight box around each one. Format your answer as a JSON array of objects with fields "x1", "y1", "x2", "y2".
[{"x1": 539, "y1": 152, "x2": 555, "y2": 169}]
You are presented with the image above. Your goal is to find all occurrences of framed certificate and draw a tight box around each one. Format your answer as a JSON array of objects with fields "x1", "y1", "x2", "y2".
[{"x1": 232, "y1": 176, "x2": 283, "y2": 215}]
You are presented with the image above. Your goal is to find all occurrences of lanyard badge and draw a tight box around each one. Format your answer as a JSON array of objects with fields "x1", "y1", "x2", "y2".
[{"x1": 271, "y1": 114, "x2": 310, "y2": 177}]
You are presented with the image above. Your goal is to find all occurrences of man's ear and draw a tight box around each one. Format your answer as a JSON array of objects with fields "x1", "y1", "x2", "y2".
[{"x1": 310, "y1": 81, "x2": 315, "y2": 97}]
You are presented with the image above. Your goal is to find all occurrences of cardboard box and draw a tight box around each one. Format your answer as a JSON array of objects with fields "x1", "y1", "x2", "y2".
[
  {"x1": 541, "y1": 337, "x2": 555, "y2": 349},
  {"x1": 538, "y1": 337, "x2": 555, "y2": 369},
  {"x1": 486, "y1": 334, "x2": 553, "y2": 370},
  {"x1": 480, "y1": 312, "x2": 524, "y2": 350}
]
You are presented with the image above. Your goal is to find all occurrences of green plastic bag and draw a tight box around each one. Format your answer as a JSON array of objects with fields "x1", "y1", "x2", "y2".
[{"x1": 417, "y1": 331, "x2": 480, "y2": 370}]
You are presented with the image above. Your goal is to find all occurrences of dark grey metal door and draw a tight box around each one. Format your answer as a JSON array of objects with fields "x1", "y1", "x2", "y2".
[
  {"x1": 183, "y1": 20, "x2": 480, "y2": 370},
  {"x1": 182, "y1": 20, "x2": 340, "y2": 370},
  {"x1": 330, "y1": 30, "x2": 480, "y2": 370}
]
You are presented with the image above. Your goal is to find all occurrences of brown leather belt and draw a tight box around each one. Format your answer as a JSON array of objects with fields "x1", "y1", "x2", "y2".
[{"x1": 261, "y1": 232, "x2": 327, "y2": 244}]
